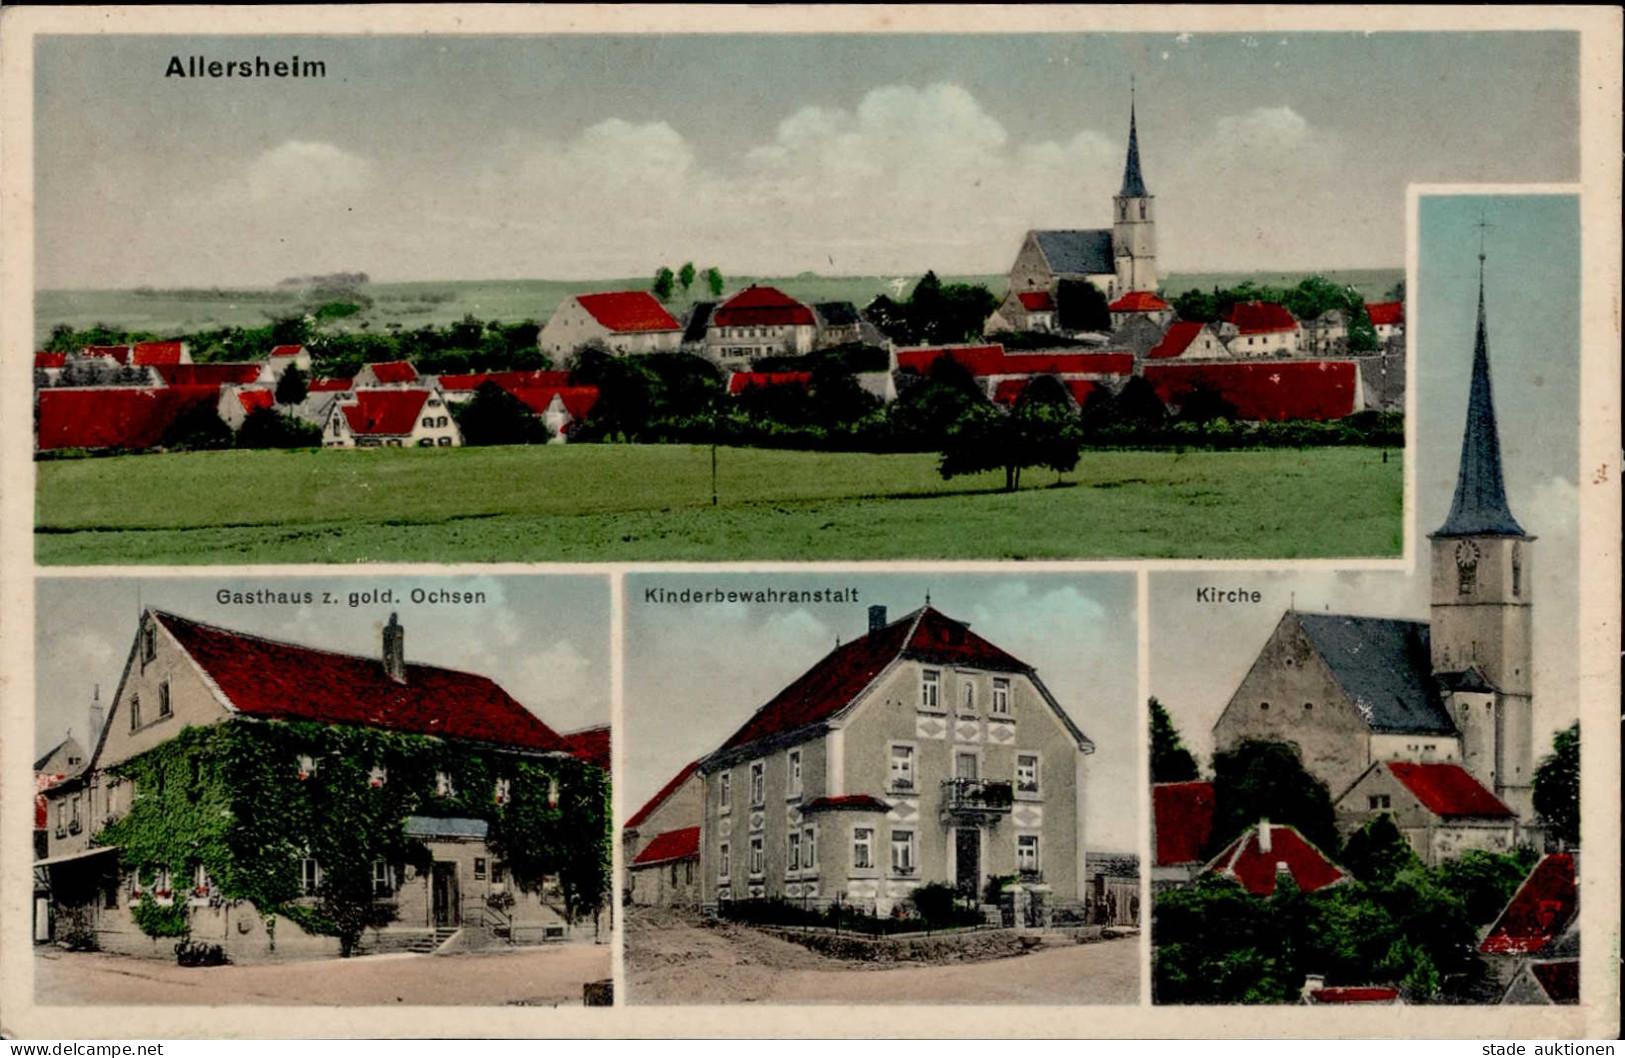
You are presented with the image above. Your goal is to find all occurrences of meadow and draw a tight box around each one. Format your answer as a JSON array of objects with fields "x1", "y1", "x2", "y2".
[
  {"x1": 35, "y1": 444, "x2": 1402, "y2": 565},
  {"x1": 33, "y1": 269, "x2": 1404, "y2": 347}
]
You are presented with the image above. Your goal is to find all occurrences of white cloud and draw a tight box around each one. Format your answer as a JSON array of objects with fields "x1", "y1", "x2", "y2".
[{"x1": 240, "y1": 140, "x2": 371, "y2": 204}]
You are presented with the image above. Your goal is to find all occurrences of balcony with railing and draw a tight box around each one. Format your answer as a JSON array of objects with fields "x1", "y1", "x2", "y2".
[{"x1": 940, "y1": 779, "x2": 1014, "y2": 821}]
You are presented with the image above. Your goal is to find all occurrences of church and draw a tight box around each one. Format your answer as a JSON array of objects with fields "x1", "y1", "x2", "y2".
[
  {"x1": 1210, "y1": 249, "x2": 1540, "y2": 861},
  {"x1": 997, "y1": 96, "x2": 1157, "y2": 329}
]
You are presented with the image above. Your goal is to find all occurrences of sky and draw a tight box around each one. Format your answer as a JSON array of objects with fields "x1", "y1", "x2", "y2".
[
  {"x1": 33, "y1": 32, "x2": 1578, "y2": 288},
  {"x1": 623, "y1": 573, "x2": 1140, "y2": 852},
  {"x1": 1151, "y1": 194, "x2": 1581, "y2": 768},
  {"x1": 34, "y1": 575, "x2": 611, "y2": 760}
]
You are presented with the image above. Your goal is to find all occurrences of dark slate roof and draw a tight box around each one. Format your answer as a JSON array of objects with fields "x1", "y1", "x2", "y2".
[
  {"x1": 1295, "y1": 613, "x2": 1457, "y2": 735},
  {"x1": 1120, "y1": 101, "x2": 1148, "y2": 198},
  {"x1": 814, "y1": 301, "x2": 860, "y2": 327},
  {"x1": 404, "y1": 815, "x2": 489, "y2": 840},
  {"x1": 1435, "y1": 264, "x2": 1528, "y2": 538},
  {"x1": 1033, "y1": 229, "x2": 1115, "y2": 277},
  {"x1": 682, "y1": 302, "x2": 715, "y2": 344},
  {"x1": 1437, "y1": 666, "x2": 1496, "y2": 693}
]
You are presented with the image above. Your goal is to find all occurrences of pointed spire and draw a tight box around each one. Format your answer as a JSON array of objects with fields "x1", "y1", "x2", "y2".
[
  {"x1": 1435, "y1": 243, "x2": 1526, "y2": 538},
  {"x1": 1119, "y1": 85, "x2": 1148, "y2": 199}
]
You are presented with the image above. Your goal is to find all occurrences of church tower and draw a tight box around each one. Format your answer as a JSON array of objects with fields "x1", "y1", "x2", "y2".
[
  {"x1": 1428, "y1": 245, "x2": 1535, "y2": 819},
  {"x1": 1112, "y1": 90, "x2": 1156, "y2": 298}
]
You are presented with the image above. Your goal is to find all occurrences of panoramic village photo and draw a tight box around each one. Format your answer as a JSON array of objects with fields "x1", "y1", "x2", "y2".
[
  {"x1": 25, "y1": 32, "x2": 1574, "y2": 563},
  {"x1": 1147, "y1": 196, "x2": 1582, "y2": 1007},
  {"x1": 619, "y1": 574, "x2": 1140, "y2": 1004},
  {"x1": 31, "y1": 576, "x2": 614, "y2": 1006}
]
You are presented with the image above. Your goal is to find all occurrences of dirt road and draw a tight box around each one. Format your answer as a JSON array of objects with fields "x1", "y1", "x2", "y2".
[
  {"x1": 625, "y1": 908, "x2": 1140, "y2": 1005},
  {"x1": 35, "y1": 943, "x2": 612, "y2": 1006}
]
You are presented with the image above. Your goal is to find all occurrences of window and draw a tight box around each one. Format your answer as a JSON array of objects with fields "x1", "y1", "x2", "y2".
[
  {"x1": 494, "y1": 778, "x2": 511, "y2": 806},
  {"x1": 1139, "y1": 201, "x2": 1147, "y2": 219},
  {"x1": 435, "y1": 771, "x2": 456, "y2": 798},
  {"x1": 955, "y1": 751, "x2": 978, "y2": 781},
  {"x1": 55, "y1": 800, "x2": 66, "y2": 835},
  {"x1": 787, "y1": 830, "x2": 802, "y2": 872},
  {"x1": 547, "y1": 776, "x2": 560, "y2": 808},
  {"x1": 296, "y1": 754, "x2": 317, "y2": 780},
  {"x1": 1259, "y1": 701, "x2": 1270, "y2": 712},
  {"x1": 889, "y1": 744, "x2": 915, "y2": 791},
  {"x1": 158, "y1": 682, "x2": 172, "y2": 718},
  {"x1": 130, "y1": 694, "x2": 142, "y2": 730},
  {"x1": 719, "y1": 842, "x2": 731, "y2": 881},
  {"x1": 1304, "y1": 701, "x2": 1314, "y2": 712},
  {"x1": 301, "y1": 858, "x2": 321, "y2": 896},
  {"x1": 1368, "y1": 794, "x2": 1391, "y2": 811},
  {"x1": 719, "y1": 771, "x2": 731, "y2": 811},
  {"x1": 749, "y1": 836, "x2": 764, "y2": 877},
  {"x1": 472, "y1": 857, "x2": 487, "y2": 881},
  {"x1": 749, "y1": 760, "x2": 765, "y2": 807},
  {"x1": 1017, "y1": 834, "x2": 1040, "y2": 874},
  {"x1": 959, "y1": 680, "x2": 975, "y2": 716},
  {"x1": 671, "y1": 862, "x2": 679, "y2": 886},
  {"x1": 921, "y1": 669, "x2": 940, "y2": 710},
  {"x1": 369, "y1": 765, "x2": 387, "y2": 788},
  {"x1": 373, "y1": 861, "x2": 393, "y2": 896},
  {"x1": 685, "y1": 860, "x2": 694, "y2": 885},
  {"x1": 153, "y1": 866, "x2": 173, "y2": 897},
  {"x1": 194, "y1": 863, "x2": 212, "y2": 895},
  {"x1": 787, "y1": 750, "x2": 802, "y2": 799},
  {"x1": 142, "y1": 625, "x2": 157, "y2": 664},
  {"x1": 1016, "y1": 754, "x2": 1040, "y2": 794},
  {"x1": 70, "y1": 795, "x2": 81, "y2": 827},
  {"x1": 803, "y1": 826, "x2": 816, "y2": 871},
  {"x1": 1512, "y1": 544, "x2": 1523, "y2": 596},
  {"x1": 852, "y1": 827, "x2": 874, "y2": 870},
  {"x1": 890, "y1": 830, "x2": 916, "y2": 874},
  {"x1": 992, "y1": 678, "x2": 1010, "y2": 715}
]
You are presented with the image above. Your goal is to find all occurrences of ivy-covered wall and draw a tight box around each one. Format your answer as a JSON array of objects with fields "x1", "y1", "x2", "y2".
[{"x1": 95, "y1": 719, "x2": 610, "y2": 950}]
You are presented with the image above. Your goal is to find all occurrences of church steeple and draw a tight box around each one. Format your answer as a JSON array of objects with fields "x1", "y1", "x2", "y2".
[
  {"x1": 1111, "y1": 84, "x2": 1156, "y2": 297},
  {"x1": 1434, "y1": 247, "x2": 1527, "y2": 538},
  {"x1": 1119, "y1": 90, "x2": 1148, "y2": 198}
]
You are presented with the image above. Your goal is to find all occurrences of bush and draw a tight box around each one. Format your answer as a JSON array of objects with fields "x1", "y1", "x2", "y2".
[
  {"x1": 983, "y1": 874, "x2": 1017, "y2": 905},
  {"x1": 908, "y1": 881, "x2": 960, "y2": 925},
  {"x1": 175, "y1": 940, "x2": 229, "y2": 967}
]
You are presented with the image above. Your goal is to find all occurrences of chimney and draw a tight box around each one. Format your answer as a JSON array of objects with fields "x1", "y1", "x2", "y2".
[
  {"x1": 868, "y1": 605, "x2": 887, "y2": 633},
  {"x1": 1258, "y1": 819, "x2": 1272, "y2": 854},
  {"x1": 87, "y1": 684, "x2": 104, "y2": 745},
  {"x1": 382, "y1": 613, "x2": 406, "y2": 683}
]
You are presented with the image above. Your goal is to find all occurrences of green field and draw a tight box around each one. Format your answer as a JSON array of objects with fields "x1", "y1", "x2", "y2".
[
  {"x1": 33, "y1": 269, "x2": 1403, "y2": 347},
  {"x1": 35, "y1": 445, "x2": 1402, "y2": 565}
]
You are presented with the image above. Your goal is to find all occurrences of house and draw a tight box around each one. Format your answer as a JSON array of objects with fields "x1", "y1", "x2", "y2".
[
  {"x1": 1304, "y1": 309, "x2": 1348, "y2": 355},
  {"x1": 992, "y1": 290, "x2": 1059, "y2": 333},
  {"x1": 152, "y1": 363, "x2": 265, "y2": 389},
  {"x1": 623, "y1": 761, "x2": 703, "y2": 908},
  {"x1": 1143, "y1": 360, "x2": 1363, "y2": 420},
  {"x1": 1146, "y1": 320, "x2": 1230, "y2": 361},
  {"x1": 265, "y1": 344, "x2": 313, "y2": 380},
  {"x1": 501, "y1": 385, "x2": 600, "y2": 442},
  {"x1": 1218, "y1": 301, "x2": 1301, "y2": 357},
  {"x1": 1151, "y1": 780, "x2": 1215, "y2": 890},
  {"x1": 813, "y1": 302, "x2": 865, "y2": 348},
  {"x1": 1108, "y1": 291, "x2": 1173, "y2": 330},
  {"x1": 705, "y1": 286, "x2": 818, "y2": 367},
  {"x1": 1366, "y1": 301, "x2": 1405, "y2": 343},
  {"x1": 435, "y1": 370, "x2": 573, "y2": 403},
  {"x1": 35, "y1": 386, "x2": 222, "y2": 451},
  {"x1": 894, "y1": 344, "x2": 1133, "y2": 404},
  {"x1": 36, "y1": 610, "x2": 602, "y2": 960},
  {"x1": 217, "y1": 385, "x2": 277, "y2": 431},
  {"x1": 130, "y1": 341, "x2": 191, "y2": 368},
  {"x1": 1201, "y1": 820, "x2": 1347, "y2": 897},
  {"x1": 353, "y1": 360, "x2": 421, "y2": 388},
  {"x1": 1480, "y1": 853, "x2": 1579, "y2": 1005},
  {"x1": 34, "y1": 351, "x2": 67, "y2": 383},
  {"x1": 1108, "y1": 314, "x2": 1170, "y2": 359},
  {"x1": 698, "y1": 604, "x2": 1094, "y2": 916},
  {"x1": 561, "y1": 726, "x2": 611, "y2": 772},
  {"x1": 323, "y1": 387, "x2": 462, "y2": 448},
  {"x1": 1333, "y1": 760, "x2": 1516, "y2": 865},
  {"x1": 539, "y1": 291, "x2": 683, "y2": 359}
]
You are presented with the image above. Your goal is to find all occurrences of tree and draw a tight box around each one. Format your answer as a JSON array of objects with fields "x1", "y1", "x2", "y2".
[
  {"x1": 268, "y1": 314, "x2": 310, "y2": 346},
  {"x1": 678, "y1": 262, "x2": 697, "y2": 294},
  {"x1": 1056, "y1": 278, "x2": 1111, "y2": 332},
  {"x1": 939, "y1": 394, "x2": 1081, "y2": 493},
  {"x1": 1346, "y1": 302, "x2": 1380, "y2": 353},
  {"x1": 1208, "y1": 739, "x2": 1339, "y2": 859},
  {"x1": 1174, "y1": 382, "x2": 1238, "y2": 424},
  {"x1": 1112, "y1": 375, "x2": 1169, "y2": 430},
  {"x1": 235, "y1": 407, "x2": 322, "y2": 449},
  {"x1": 652, "y1": 267, "x2": 676, "y2": 302},
  {"x1": 1532, "y1": 721, "x2": 1579, "y2": 847},
  {"x1": 1385, "y1": 279, "x2": 1405, "y2": 303},
  {"x1": 159, "y1": 403, "x2": 234, "y2": 451},
  {"x1": 1340, "y1": 814, "x2": 1419, "y2": 884},
  {"x1": 705, "y1": 267, "x2": 725, "y2": 298},
  {"x1": 454, "y1": 381, "x2": 548, "y2": 446},
  {"x1": 1149, "y1": 698, "x2": 1200, "y2": 783},
  {"x1": 274, "y1": 363, "x2": 309, "y2": 406},
  {"x1": 1435, "y1": 849, "x2": 1540, "y2": 926}
]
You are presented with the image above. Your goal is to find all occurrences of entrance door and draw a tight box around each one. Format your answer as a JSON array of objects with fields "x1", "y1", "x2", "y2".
[
  {"x1": 431, "y1": 862, "x2": 460, "y2": 927},
  {"x1": 954, "y1": 828, "x2": 980, "y2": 897}
]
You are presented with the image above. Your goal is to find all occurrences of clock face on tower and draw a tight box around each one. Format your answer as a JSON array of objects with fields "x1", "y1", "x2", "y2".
[{"x1": 1455, "y1": 540, "x2": 1481, "y2": 569}]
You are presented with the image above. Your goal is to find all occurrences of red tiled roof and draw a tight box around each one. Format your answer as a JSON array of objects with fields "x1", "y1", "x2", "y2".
[
  {"x1": 236, "y1": 388, "x2": 276, "y2": 415},
  {"x1": 561, "y1": 725, "x2": 610, "y2": 771},
  {"x1": 712, "y1": 286, "x2": 816, "y2": 328},
  {"x1": 728, "y1": 371, "x2": 813, "y2": 396},
  {"x1": 269, "y1": 345, "x2": 305, "y2": 358},
  {"x1": 897, "y1": 344, "x2": 1131, "y2": 379},
  {"x1": 437, "y1": 370, "x2": 572, "y2": 393},
  {"x1": 1530, "y1": 961, "x2": 1580, "y2": 1004},
  {"x1": 36, "y1": 386, "x2": 221, "y2": 451},
  {"x1": 1066, "y1": 380, "x2": 1102, "y2": 407},
  {"x1": 896, "y1": 344, "x2": 1007, "y2": 377},
  {"x1": 631, "y1": 826, "x2": 700, "y2": 866},
  {"x1": 1109, "y1": 291, "x2": 1170, "y2": 313},
  {"x1": 1386, "y1": 761, "x2": 1514, "y2": 819},
  {"x1": 155, "y1": 610, "x2": 567, "y2": 753},
  {"x1": 1147, "y1": 321, "x2": 1205, "y2": 360},
  {"x1": 154, "y1": 363, "x2": 264, "y2": 387},
  {"x1": 1205, "y1": 822, "x2": 1346, "y2": 897},
  {"x1": 132, "y1": 341, "x2": 185, "y2": 366},
  {"x1": 576, "y1": 291, "x2": 682, "y2": 334},
  {"x1": 1365, "y1": 301, "x2": 1404, "y2": 327},
  {"x1": 309, "y1": 377, "x2": 354, "y2": 392},
  {"x1": 35, "y1": 351, "x2": 67, "y2": 369},
  {"x1": 626, "y1": 761, "x2": 701, "y2": 830},
  {"x1": 1308, "y1": 986, "x2": 1400, "y2": 1005},
  {"x1": 1480, "y1": 853, "x2": 1578, "y2": 955},
  {"x1": 504, "y1": 385, "x2": 601, "y2": 424},
  {"x1": 1222, "y1": 301, "x2": 1299, "y2": 335},
  {"x1": 365, "y1": 361, "x2": 419, "y2": 385},
  {"x1": 1154, "y1": 781, "x2": 1215, "y2": 867},
  {"x1": 1144, "y1": 361, "x2": 1360, "y2": 421},
  {"x1": 716, "y1": 607, "x2": 1030, "y2": 755},
  {"x1": 1017, "y1": 291, "x2": 1055, "y2": 312},
  {"x1": 341, "y1": 388, "x2": 432, "y2": 436},
  {"x1": 83, "y1": 345, "x2": 132, "y2": 364},
  {"x1": 804, "y1": 794, "x2": 892, "y2": 812}
]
